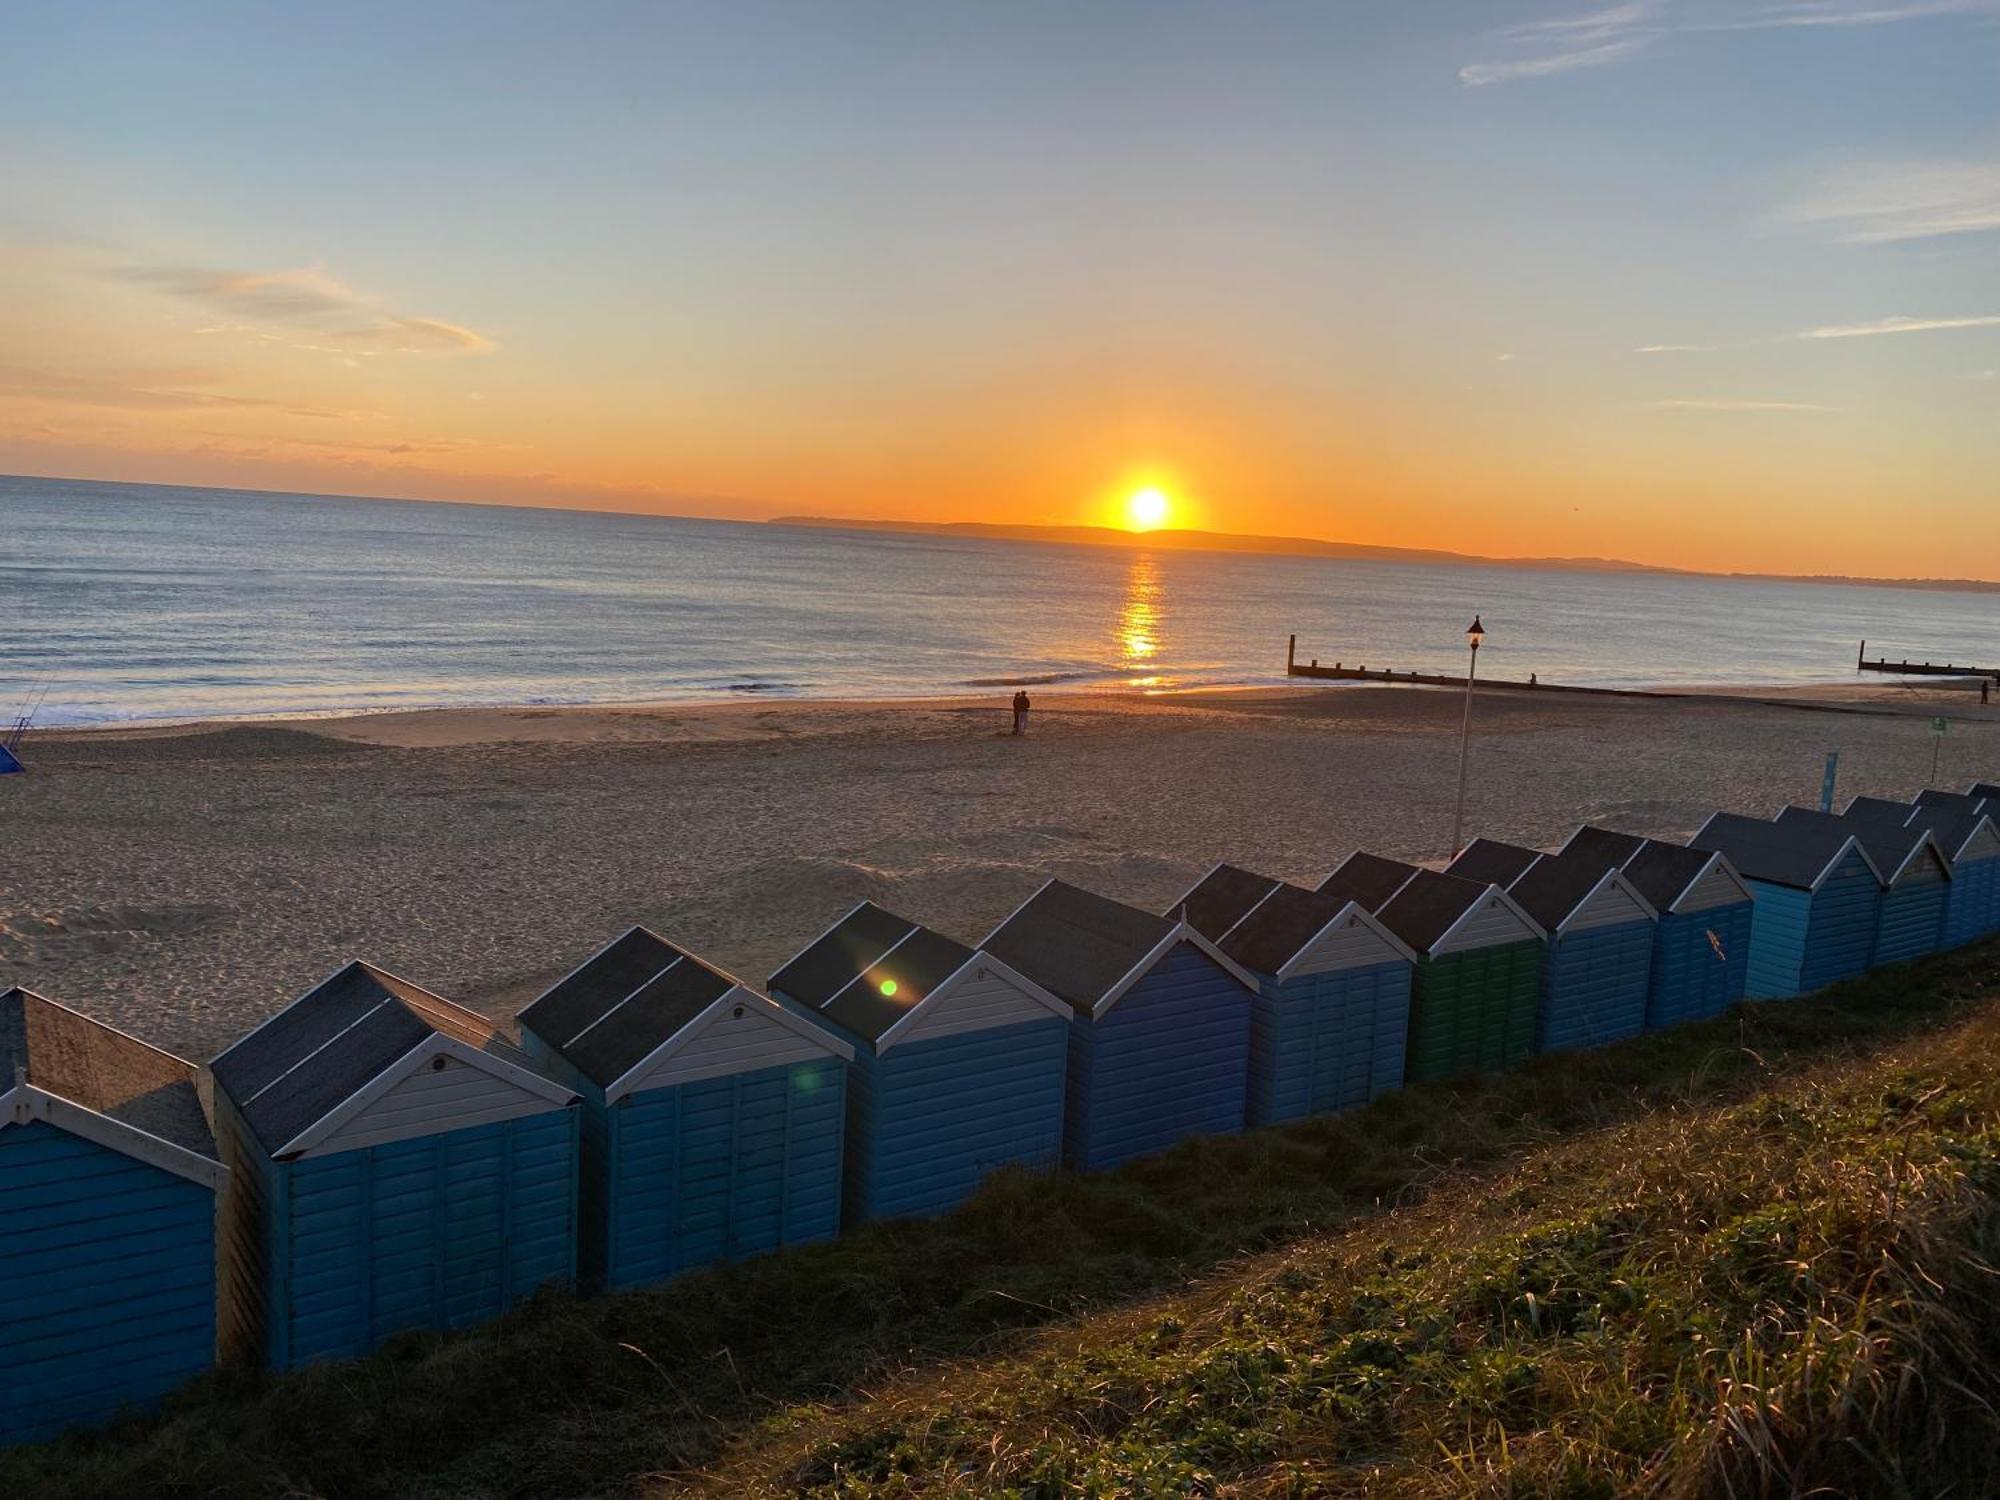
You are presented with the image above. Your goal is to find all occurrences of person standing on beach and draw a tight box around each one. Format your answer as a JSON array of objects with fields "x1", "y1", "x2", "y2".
[{"x1": 1012, "y1": 689, "x2": 1031, "y2": 736}]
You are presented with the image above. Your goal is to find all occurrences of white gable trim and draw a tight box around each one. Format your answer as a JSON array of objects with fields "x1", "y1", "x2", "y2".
[
  {"x1": 273, "y1": 1032, "x2": 577, "y2": 1159},
  {"x1": 603, "y1": 984, "x2": 851, "y2": 1102},
  {"x1": 1273, "y1": 900, "x2": 1418, "y2": 981},
  {"x1": 1555, "y1": 868, "x2": 1658, "y2": 936},
  {"x1": 1, "y1": 1083, "x2": 227, "y2": 1191},
  {"x1": 875, "y1": 952, "x2": 1070, "y2": 1053},
  {"x1": 1887, "y1": 831, "x2": 1952, "y2": 885},
  {"x1": 1675, "y1": 852, "x2": 1754, "y2": 911},
  {"x1": 1950, "y1": 816, "x2": 2000, "y2": 864},
  {"x1": 1812, "y1": 834, "x2": 1886, "y2": 891},
  {"x1": 1433, "y1": 883, "x2": 1547, "y2": 953},
  {"x1": 1093, "y1": 921, "x2": 1257, "y2": 1020}
]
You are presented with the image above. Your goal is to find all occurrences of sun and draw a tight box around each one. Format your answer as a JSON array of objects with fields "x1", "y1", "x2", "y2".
[{"x1": 1125, "y1": 486, "x2": 1171, "y2": 531}]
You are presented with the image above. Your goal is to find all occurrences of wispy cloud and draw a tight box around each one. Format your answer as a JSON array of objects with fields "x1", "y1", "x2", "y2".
[
  {"x1": 1804, "y1": 314, "x2": 2000, "y2": 338},
  {"x1": 1461, "y1": 3, "x2": 1662, "y2": 85},
  {"x1": 110, "y1": 263, "x2": 496, "y2": 355},
  {"x1": 1776, "y1": 159, "x2": 2000, "y2": 243},
  {"x1": 0, "y1": 363, "x2": 373, "y2": 418},
  {"x1": 1646, "y1": 397, "x2": 1841, "y2": 410},
  {"x1": 1461, "y1": 0, "x2": 1998, "y2": 85},
  {"x1": 1637, "y1": 342, "x2": 1721, "y2": 352}
]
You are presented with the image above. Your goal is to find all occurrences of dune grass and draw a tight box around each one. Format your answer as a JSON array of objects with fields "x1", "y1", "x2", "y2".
[{"x1": 5, "y1": 941, "x2": 1998, "y2": 1498}]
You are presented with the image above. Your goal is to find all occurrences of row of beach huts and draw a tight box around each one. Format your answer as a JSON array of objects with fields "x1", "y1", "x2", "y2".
[{"x1": 5, "y1": 780, "x2": 2000, "y2": 1446}]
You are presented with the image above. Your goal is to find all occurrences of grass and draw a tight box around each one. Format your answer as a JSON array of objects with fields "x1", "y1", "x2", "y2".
[{"x1": 7, "y1": 943, "x2": 2000, "y2": 1498}]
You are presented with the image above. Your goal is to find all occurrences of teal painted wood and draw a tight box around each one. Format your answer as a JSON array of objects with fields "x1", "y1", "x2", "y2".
[
  {"x1": 1647, "y1": 904, "x2": 1752, "y2": 1028},
  {"x1": 1873, "y1": 881, "x2": 1948, "y2": 966},
  {"x1": 241, "y1": 1110, "x2": 578, "y2": 1370},
  {"x1": 1743, "y1": 880, "x2": 1811, "y2": 999},
  {"x1": 844, "y1": 1019, "x2": 1067, "y2": 1223},
  {"x1": 1944, "y1": 856, "x2": 2000, "y2": 947},
  {"x1": 1248, "y1": 960, "x2": 1411, "y2": 1127},
  {"x1": 1799, "y1": 854, "x2": 1882, "y2": 991},
  {"x1": 1536, "y1": 919, "x2": 1653, "y2": 1052},
  {"x1": 1062, "y1": 945, "x2": 1251, "y2": 1173},
  {"x1": 587, "y1": 1056, "x2": 845, "y2": 1292},
  {"x1": 0, "y1": 1120, "x2": 218, "y2": 1446}
]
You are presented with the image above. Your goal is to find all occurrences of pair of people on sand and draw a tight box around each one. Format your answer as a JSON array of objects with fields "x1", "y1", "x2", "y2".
[{"x1": 1011, "y1": 689, "x2": 1031, "y2": 736}]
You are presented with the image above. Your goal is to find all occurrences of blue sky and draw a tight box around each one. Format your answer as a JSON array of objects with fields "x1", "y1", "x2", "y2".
[{"x1": 2, "y1": 1, "x2": 1995, "y2": 573}]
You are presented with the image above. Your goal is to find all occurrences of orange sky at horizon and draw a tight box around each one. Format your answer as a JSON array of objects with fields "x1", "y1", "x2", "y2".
[{"x1": 5, "y1": 5, "x2": 1997, "y2": 581}]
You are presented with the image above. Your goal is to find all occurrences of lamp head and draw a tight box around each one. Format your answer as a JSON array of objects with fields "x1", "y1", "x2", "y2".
[{"x1": 1467, "y1": 615, "x2": 1486, "y2": 650}]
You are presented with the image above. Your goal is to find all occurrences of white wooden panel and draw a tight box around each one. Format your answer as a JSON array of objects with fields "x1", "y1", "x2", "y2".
[
  {"x1": 305, "y1": 1054, "x2": 564, "y2": 1157},
  {"x1": 892, "y1": 967, "x2": 1053, "y2": 1048},
  {"x1": 1436, "y1": 894, "x2": 1540, "y2": 954},
  {"x1": 1286, "y1": 913, "x2": 1405, "y2": 974},
  {"x1": 625, "y1": 1001, "x2": 831, "y2": 1092},
  {"x1": 1679, "y1": 859, "x2": 1751, "y2": 914},
  {"x1": 1563, "y1": 877, "x2": 1652, "y2": 934}
]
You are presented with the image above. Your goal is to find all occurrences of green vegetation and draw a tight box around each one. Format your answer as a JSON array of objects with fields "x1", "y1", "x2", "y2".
[{"x1": 7, "y1": 943, "x2": 1999, "y2": 1498}]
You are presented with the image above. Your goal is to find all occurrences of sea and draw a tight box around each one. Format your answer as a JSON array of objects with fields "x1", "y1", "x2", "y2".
[{"x1": 3, "y1": 473, "x2": 1993, "y2": 729}]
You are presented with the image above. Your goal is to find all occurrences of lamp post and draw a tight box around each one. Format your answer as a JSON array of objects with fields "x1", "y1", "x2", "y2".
[{"x1": 1451, "y1": 615, "x2": 1485, "y2": 856}]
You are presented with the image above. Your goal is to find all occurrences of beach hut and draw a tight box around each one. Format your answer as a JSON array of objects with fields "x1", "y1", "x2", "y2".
[
  {"x1": 766, "y1": 903, "x2": 1068, "y2": 1223},
  {"x1": 211, "y1": 962, "x2": 580, "y2": 1371},
  {"x1": 1169, "y1": 867, "x2": 1415, "y2": 1124},
  {"x1": 1776, "y1": 807, "x2": 1951, "y2": 966},
  {"x1": 1560, "y1": 826, "x2": 1755, "y2": 1027},
  {"x1": 1, "y1": 989, "x2": 226, "y2": 1446},
  {"x1": 1337, "y1": 861, "x2": 1545, "y2": 1083},
  {"x1": 517, "y1": 928, "x2": 851, "y2": 1290},
  {"x1": 1848, "y1": 798, "x2": 2000, "y2": 948},
  {"x1": 982, "y1": 879, "x2": 1257, "y2": 1173},
  {"x1": 1690, "y1": 814, "x2": 1882, "y2": 998}
]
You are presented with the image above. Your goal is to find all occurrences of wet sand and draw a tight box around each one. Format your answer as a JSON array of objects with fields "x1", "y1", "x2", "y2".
[{"x1": 5, "y1": 681, "x2": 1997, "y2": 1062}]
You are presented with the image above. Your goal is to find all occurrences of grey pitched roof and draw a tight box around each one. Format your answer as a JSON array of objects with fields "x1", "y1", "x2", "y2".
[
  {"x1": 1375, "y1": 869, "x2": 1495, "y2": 953},
  {"x1": 1507, "y1": 850, "x2": 1636, "y2": 930},
  {"x1": 1844, "y1": 796, "x2": 1920, "y2": 831},
  {"x1": 520, "y1": 927, "x2": 738, "y2": 1088},
  {"x1": 1169, "y1": 864, "x2": 1280, "y2": 943},
  {"x1": 768, "y1": 902, "x2": 977, "y2": 1045},
  {"x1": 1446, "y1": 838, "x2": 1543, "y2": 888},
  {"x1": 1917, "y1": 789, "x2": 1992, "y2": 819},
  {"x1": 1562, "y1": 825, "x2": 1645, "y2": 868},
  {"x1": 212, "y1": 961, "x2": 553, "y2": 1156},
  {"x1": 1620, "y1": 840, "x2": 1721, "y2": 912},
  {"x1": 1692, "y1": 812, "x2": 1860, "y2": 890},
  {"x1": 1775, "y1": 806, "x2": 1942, "y2": 885},
  {"x1": 1904, "y1": 804, "x2": 1994, "y2": 862},
  {"x1": 0, "y1": 988, "x2": 216, "y2": 1161},
  {"x1": 1220, "y1": 882, "x2": 1355, "y2": 976},
  {"x1": 983, "y1": 880, "x2": 1177, "y2": 1013},
  {"x1": 1317, "y1": 852, "x2": 1421, "y2": 912}
]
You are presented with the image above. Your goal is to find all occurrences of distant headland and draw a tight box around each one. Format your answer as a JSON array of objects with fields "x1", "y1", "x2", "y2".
[{"x1": 769, "y1": 516, "x2": 2000, "y2": 596}]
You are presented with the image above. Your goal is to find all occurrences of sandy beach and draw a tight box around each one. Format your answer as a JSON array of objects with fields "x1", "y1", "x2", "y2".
[{"x1": 5, "y1": 680, "x2": 1998, "y2": 1063}]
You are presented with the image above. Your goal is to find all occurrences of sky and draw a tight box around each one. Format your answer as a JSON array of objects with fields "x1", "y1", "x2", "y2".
[{"x1": 2, "y1": 0, "x2": 1996, "y2": 576}]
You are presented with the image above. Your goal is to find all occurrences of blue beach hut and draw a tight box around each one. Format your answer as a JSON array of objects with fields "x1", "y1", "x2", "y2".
[
  {"x1": 1776, "y1": 806, "x2": 1951, "y2": 966},
  {"x1": 1448, "y1": 840, "x2": 1657, "y2": 1052},
  {"x1": 518, "y1": 928, "x2": 851, "y2": 1292},
  {"x1": 1, "y1": 989, "x2": 226, "y2": 1446},
  {"x1": 1560, "y1": 826, "x2": 1755, "y2": 1027},
  {"x1": 1690, "y1": 814, "x2": 1882, "y2": 998},
  {"x1": 766, "y1": 902, "x2": 1069, "y2": 1223},
  {"x1": 1169, "y1": 866, "x2": 1415, "y2": 1124},
  {"x1": 211, "y1": 962, "x2": 581, "y2": 1370},
  {"x1": 982, "y1": 879, "x2": 1257, "y2": 1173},
  {"x1": 1848, "y1": 797, "x2": 2000, "y2": 949}
]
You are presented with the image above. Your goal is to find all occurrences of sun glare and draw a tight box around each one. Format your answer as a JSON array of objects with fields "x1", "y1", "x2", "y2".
[{"x1": 1126, "y1": 487, "x2": 1171, "y2": 531}]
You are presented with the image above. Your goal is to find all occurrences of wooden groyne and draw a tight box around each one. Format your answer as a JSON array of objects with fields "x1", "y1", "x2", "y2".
[
  {"x1": 1284, "y1": 635, "x2": 1676, "y2": 699},
  {"x1": 1856, "y1": 640, "x2": 1999, "y2": 682}
]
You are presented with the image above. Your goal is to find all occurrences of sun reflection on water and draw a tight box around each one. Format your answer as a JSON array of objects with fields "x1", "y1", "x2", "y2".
[{"x1": 1118, "y1": 552, "x2": 1164, "y2": 680}]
